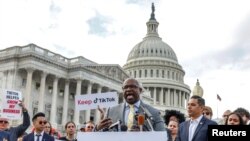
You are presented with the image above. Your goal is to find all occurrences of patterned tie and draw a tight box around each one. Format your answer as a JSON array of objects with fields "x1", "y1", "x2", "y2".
[
  {"x1": 127, "y1": 104, "x2": 135, "y2": 130},
  {"x1": 36, "y1": 134, "x2": 41, "y2": 141}
]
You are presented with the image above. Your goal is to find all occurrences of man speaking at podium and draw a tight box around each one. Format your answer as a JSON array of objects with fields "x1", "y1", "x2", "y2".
[{"x1": 96, "y1": 78, "x2": 166, "y2": 132}]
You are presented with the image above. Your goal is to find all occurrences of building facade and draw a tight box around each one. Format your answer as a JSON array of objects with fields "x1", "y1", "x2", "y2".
[
  {"x1": 0, "y1": 44, "x2": 129, "y2": 130},
  {"x1": 123, "y1": 4, "x2": 191, "y2": 114}
]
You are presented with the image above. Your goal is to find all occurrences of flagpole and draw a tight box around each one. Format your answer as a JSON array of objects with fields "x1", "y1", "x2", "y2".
[
  {"x1": 216, "y1": 94, "x2": 221, "y2": 119},
  {"x1": 217, "y1": 98, "x2": 218, "y2": 119}
]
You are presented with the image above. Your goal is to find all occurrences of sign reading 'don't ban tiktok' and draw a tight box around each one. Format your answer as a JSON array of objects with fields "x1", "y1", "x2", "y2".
[
  {"x1": 0, "y1": 89, "x2": 22, "y2": 119},
  {"x1": 75, "y1": 92, "x2": 118, "y2": 111}
]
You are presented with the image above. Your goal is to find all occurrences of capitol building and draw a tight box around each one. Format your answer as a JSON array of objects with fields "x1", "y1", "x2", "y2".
[{"x1": 0, "y1": 4, "x2": 190, "y2": 130}]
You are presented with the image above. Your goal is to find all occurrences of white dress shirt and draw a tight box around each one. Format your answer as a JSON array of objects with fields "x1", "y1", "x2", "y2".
[
  {"x1": 34, "y1": 131, "x2": 44, "y2": 141},
  {"x1": 188, "y1": 115, "x2": 203, "y2": 141}
]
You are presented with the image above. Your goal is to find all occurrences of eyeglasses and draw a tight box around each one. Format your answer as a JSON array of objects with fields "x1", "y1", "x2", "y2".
[
  {"x1": 203, "y1": 112, "x2": 210, "y2": 115},
  {"x1": 122, "y1": 85, "x2": 139, "y2": 90},
  {"x1": 39, "y1": 121, "x2": 47, "y2": 125},
  {"x1": 86, "y1": 126, "x2": 94, "y2": 129},
  {"x1": 0, "y1": 120, "x2": 8, "y2": 124}
]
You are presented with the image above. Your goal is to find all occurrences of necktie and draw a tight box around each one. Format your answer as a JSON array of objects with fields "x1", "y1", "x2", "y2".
[
  {"x1": 36, "y1": 134, "x2": 41, "y2": 141},
  {"x1": 127, "y1": 104, "x2": 134, "y2": 130}
]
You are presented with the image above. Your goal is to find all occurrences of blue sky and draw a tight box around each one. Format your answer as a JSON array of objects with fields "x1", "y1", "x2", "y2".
[{"x1": 1, "y1": 0, "x2": 250, "y2": 118}]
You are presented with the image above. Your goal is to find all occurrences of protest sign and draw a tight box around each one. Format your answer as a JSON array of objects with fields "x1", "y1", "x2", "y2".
[
  {"x1": 0, "y1": 89, "x2": 22, "y2": 119},
  {"x1": 75, "y1": 92, "x2": 118, "y2": 111}
]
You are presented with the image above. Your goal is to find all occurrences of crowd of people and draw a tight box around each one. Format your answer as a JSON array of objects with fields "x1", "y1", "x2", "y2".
[{"x1": 1, "y1": 78, "x2": 250, "y2": 141}]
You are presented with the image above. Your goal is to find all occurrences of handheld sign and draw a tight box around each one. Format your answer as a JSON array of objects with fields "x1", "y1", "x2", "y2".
[
  {"x1": 0, "y1": 89, "x2": 22, "y2": 119},
  {"x1": 75, "y1": 92, "x2": 118, "y2": 111}
]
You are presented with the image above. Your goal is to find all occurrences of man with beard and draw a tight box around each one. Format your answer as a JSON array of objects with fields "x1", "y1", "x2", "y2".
[
  {"x1": 176, "y1": 95, "x2": 217, "y2": 141},
  {"x1": 95, "y1": 78, "x2": 165, "y2": 132}
]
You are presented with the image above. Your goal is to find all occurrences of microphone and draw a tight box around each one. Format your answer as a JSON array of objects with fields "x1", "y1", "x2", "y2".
[
  {"x1": 137, "y1": 114, "x2": 145, "y2": 131},
  {"x1": 120, "y1": 125, "x2": 128, "y2": 132},
  {"x1": 108, "y1": 120, "x2": 121, "y2": 131},
  {"x1": 140, "y1": 105, "x2": 153, "y2": 120},
  {"x1": 140, "y1": 105, "x2": 154, "y2": 131}
]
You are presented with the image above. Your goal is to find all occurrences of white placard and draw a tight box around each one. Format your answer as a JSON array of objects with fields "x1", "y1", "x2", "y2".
[
  {"x1": 75, "y1": 92, "x2": 118, "y2": 111},
  {"x1": 76, "y1": 131, "x2": 168, "y2": 141},
  {"x1": 0, "y1": 89, "x2": 22, "y2": 119}
]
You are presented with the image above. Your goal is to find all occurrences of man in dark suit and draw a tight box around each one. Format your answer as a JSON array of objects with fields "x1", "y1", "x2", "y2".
[
  {"x1": 96, "y1": 78, "x2": 166, "y2": 132},
  {"x1": 0, "y1": 130, "x2": 10, "y2": 140},
  {"x1": 176, "y1": 95, "x2": 217, "y2": 141},
  {"x1": 23, "y1": 112, "x2": 54, "y2": 141}
]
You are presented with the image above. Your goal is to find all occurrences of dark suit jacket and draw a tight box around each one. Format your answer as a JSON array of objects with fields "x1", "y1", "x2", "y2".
[
  {"x1": 0, "y1": 130, "x2": 10, "y2": 141},
  {"x1": 6, "y1": 111, "x2": 30, "y2": 141},
  {"x1": 176, "y1": 116, "x2": 217, "y2": 141},
  {"x1": 23, "y1": 132, "x2": 55, "y2": 141},
  {"x1": 106, "y1": 101, "x2": 166, "y2": 131}
]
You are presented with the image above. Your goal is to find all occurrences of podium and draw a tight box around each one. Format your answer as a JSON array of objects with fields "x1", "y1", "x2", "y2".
[{"x1": 76, "y1": 131, "x2": 168, "y2": 141}]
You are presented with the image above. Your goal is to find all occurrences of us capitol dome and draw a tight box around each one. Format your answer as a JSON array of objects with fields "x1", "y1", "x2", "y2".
[{"x1": 123, "y1": 3, "x2": 191, "y2": 114}]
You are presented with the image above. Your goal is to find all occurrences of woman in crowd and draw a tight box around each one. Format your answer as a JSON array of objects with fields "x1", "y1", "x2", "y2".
[
  {"x1": 164, "y1": 110, "x2": 186, "y2": 126},
  {"x1": 84, "y1": 121, "x2": 95, "y2": 132},
  {"x1": 44, "y1": 121, "x2": 61, "y2": 139},
  {"x1": 167, "y1": 120, "x2": 179, "y2": 141},
  {"x1": 44, "y1": 121, "x2": 53, "y2": 135},
  {"x1": 164, "y1": 110, "x2": 185, "y2": 141},
  {"x1": 203, "y1": 106, "x2": 213, "y2": 119},
  {"x1": 225, "y1": 112, "x2": 244, "y2": 125},
  {"x1": 59, "y1": 121, "x2": 77, "y2": 141}
]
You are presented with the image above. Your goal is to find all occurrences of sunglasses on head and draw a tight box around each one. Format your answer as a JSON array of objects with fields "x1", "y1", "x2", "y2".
[
  {"x1": 0, "y1": 120, "x2": 8, "y2": 124},
  {"x1": 39, "y1": 121, "x2": 47, "y2": 125}
]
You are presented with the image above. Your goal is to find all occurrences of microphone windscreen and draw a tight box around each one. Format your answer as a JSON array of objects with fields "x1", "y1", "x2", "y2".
[
  {"x1": 138, "y1": 114, "x2": 145, "y2": 125},
  {"x1": 121, "y1": 125, "x2": 128, "y2": 132}
]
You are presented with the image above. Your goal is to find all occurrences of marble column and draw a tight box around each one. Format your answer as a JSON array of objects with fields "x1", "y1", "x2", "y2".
[
  {"x1": 25, "y1": 68, "x2": 34, "y2": 112},
  {"x1": 62, "y1": 79, "x2": 70, "y2": 126},
  {"x1": 171, "y1": 90, "x2": 174, "y2": 106},
  {"x1": 178, "y1": 91, "x2": 182, "y2": 107},
  {"x1": 174, "y1": 90, "x2": 178, "y2": 107},
  {"x1": 160, "y1": 87, "x2": 163, "y2": 105},
  {"x1": 74, "y1": 79, "x2": 82, "y2": 125},
  {"x1": 38, "y1": 72, "x2": 47, "y2": 112},
  {"x1": 153, "y1": 87, "x2": 156, "y2": 104},
  {"x1": 141, "y1": 69, "x2": 145, "y2": 78},
  {"x1": 50, "y1": 76, "x2": 59, "y2": 124},
  {"x1": 167, "y1": 89, "x2": 170, "y2": 106},
  {"x1": 181, "y1": 92, "x2": 185, "y2": 108},
  {"x1": 85, "y1": 81, "x2": 93, "y2": 121},
  {"x1": 7, "y1": 69, "x2": 14, "y2": 89},
  {"x1": 2, "y1": 70, "x2": 8, "y2": 90}
]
